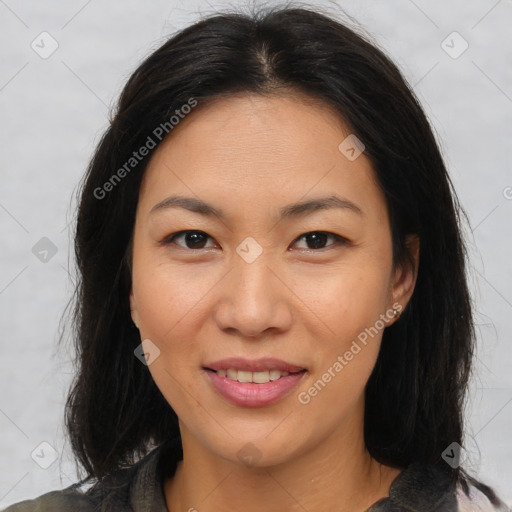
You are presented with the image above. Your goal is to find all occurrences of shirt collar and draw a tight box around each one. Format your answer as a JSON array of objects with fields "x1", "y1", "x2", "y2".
[
  {"x1": 129, "y1": 442, "x2": 456, "y2": 512},
  {"x1": 367, "y1": 462, "x2": 457, "y2": 511},
  {"x1": 129, "y1": 439, "x2": 181, "y2": 512}
]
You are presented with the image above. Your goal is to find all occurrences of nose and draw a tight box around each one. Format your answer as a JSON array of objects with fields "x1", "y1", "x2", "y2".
[{"x1": 213, "y1": 255, "x2": 293, "y2": 340}]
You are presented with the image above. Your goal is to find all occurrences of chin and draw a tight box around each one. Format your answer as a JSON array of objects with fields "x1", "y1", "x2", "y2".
[{"x1": 201, "y1": 430, "x2": 306, "y2": 470}]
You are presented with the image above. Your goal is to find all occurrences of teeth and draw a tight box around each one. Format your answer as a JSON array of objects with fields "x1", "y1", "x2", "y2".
[
  {"x1": 216, "y1": 368, "x2": 293, "y2": 383},
  {"x1": 253, "y1": 371, "x2": 270, "y2": 384},
  {"x1": 237, "y1": 370, "x2": 252, "y2": 383},
  {"x1": 269, "y1": 369, "x2": 282, "y2": 381}
]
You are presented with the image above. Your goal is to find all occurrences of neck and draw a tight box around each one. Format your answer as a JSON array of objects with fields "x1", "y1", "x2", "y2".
[{"x1": 164, "y1": 415, "x2": 401, "y2": 512}]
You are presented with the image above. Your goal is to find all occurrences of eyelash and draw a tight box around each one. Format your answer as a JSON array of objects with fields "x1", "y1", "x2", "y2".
[{"x1": 161, "y1": 230, "x2": 347, "y2": 252}]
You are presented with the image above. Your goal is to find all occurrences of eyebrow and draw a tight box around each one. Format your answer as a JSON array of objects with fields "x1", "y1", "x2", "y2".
[{"x1": 149, "y1": 194, "x2": 363, "y2": 220}]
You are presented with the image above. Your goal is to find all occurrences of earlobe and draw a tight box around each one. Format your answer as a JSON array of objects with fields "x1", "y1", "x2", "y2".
[
  {"x1": 390, "y1": 234, "x2": 420, "y2": 316},
  {"x1": 129, "y1": 290, "x2": 140, "y2": 329}
]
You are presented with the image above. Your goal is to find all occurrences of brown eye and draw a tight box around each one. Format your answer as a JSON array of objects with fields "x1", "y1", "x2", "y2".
[
  {"x1": 163, "y1": 230, "x2": 215, "y2": 249},
  {"x1": 293, "y1": 231, "x2": 344, "y2": 250},
  {"x1": 162, "y1": 230, "x2": 346, "y2": 252}
]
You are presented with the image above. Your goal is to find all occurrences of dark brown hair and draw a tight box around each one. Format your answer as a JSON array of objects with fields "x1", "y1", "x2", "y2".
[{"x1": 63, "y1": 5, "x2": 474, "y2": 488}]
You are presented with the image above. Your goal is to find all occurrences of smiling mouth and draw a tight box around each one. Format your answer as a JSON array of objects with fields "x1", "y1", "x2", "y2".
[
  {"x1": 204, "y1": 367, "x2": 306, "y2": 384},
  {"x1": 202, "y1": 357, "x2": 308, "y2": 407}
]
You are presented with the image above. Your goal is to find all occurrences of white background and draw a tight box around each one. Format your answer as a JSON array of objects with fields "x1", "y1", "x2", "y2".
[{"x1": 0, "y1": 0, "x2": 511, "y2": 507}]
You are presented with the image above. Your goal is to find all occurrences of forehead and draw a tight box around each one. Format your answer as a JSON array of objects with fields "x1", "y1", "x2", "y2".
[
  {"x1": 147, "y1": 92, "x2": 350, "y2": 165},
  {"x1": 137, "y1": 92, "x2": 384, "y2": 221}
]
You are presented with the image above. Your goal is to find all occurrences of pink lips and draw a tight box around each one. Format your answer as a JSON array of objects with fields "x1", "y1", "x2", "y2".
[{"x1": 203, "y1": 357, "x2": 306, "y2": 408}]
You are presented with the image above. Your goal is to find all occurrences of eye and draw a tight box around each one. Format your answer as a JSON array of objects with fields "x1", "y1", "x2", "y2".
[
  {"x1": 162, "y1": 230, "x2": 216, "y2": 250},
  {"x1": 292, "y1": 231, "x2": 345, "y2": 250},
  {"x1": 162, "y1": 230, "x2": 346, "y2": 252}
]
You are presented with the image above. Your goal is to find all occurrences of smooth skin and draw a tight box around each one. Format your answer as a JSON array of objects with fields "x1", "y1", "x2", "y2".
[{"x1": 129, "y1": 92, "x2": 419, "y2": 512}]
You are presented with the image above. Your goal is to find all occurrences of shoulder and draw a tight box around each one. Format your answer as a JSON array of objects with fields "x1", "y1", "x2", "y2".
[
  {"x1": 368, "y1": 462, "x2": 510, "y2": 511},
  {"x1": 2, "y1": 464, "x2": 137, "y2": 512},
  {"x1": 456, "y1": 477, "x2": 511, "y2": 511},
  {"x1": 1, "y1": 484, "x2": 98, "y2": 512},
  {"x1": 2, "y1": 441, "x2": 173, "y2": 512}
]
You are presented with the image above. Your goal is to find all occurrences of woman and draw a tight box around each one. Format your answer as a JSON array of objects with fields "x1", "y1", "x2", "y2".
[{"x1": 4, "y1": 5, "x2": 509, "y2": 512}]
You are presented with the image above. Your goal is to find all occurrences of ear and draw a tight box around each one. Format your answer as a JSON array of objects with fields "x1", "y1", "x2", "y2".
[
  {"x1": 389, "y1": 234, "x2": 419, "y2": 321},
  {"x1": 130, "y1": 288, "x2": 140, "y2": 329}
]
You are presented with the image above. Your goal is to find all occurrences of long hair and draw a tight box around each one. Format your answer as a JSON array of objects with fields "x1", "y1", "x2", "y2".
[{"x1": 64, "y1": 5, "x2": 474, "y2": 485}]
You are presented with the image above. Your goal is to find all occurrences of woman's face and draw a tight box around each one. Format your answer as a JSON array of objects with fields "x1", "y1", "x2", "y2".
[{"x1": 130, "y1": 93, "x2": 416, "y2": 467}]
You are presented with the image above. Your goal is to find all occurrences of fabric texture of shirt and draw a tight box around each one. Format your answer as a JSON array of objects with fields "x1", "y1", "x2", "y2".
[{"x1": 3, "y1": 437, "x2": 510, "y2": 512}]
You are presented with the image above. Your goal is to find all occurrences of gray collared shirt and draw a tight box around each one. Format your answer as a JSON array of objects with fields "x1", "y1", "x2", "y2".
[{"x1": 3, "y1": 441, "x2": 509, "y2": 512}]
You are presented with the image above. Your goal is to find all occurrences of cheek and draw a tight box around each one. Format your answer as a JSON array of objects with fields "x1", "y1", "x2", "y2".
[
  {"x1": 294, "y1": 266, "x2": 389, "y2": 422},
  {"x1": 296, "y1": 260, "x2": 391, "y2": 407},
  {"x1": 131, "y1": 260, "x2": 210, "y2": 411},
  {"x1": 132, "y1": 254, "x2": 213, "y2": 346},
  {"x1": 304, "y1": 262, "x2": 392, "y2": 343}
]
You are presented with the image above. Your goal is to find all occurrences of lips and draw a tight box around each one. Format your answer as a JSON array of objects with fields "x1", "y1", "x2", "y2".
[{"x1": 203, "y1": 357, "x2": 307, "y2": 407}]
